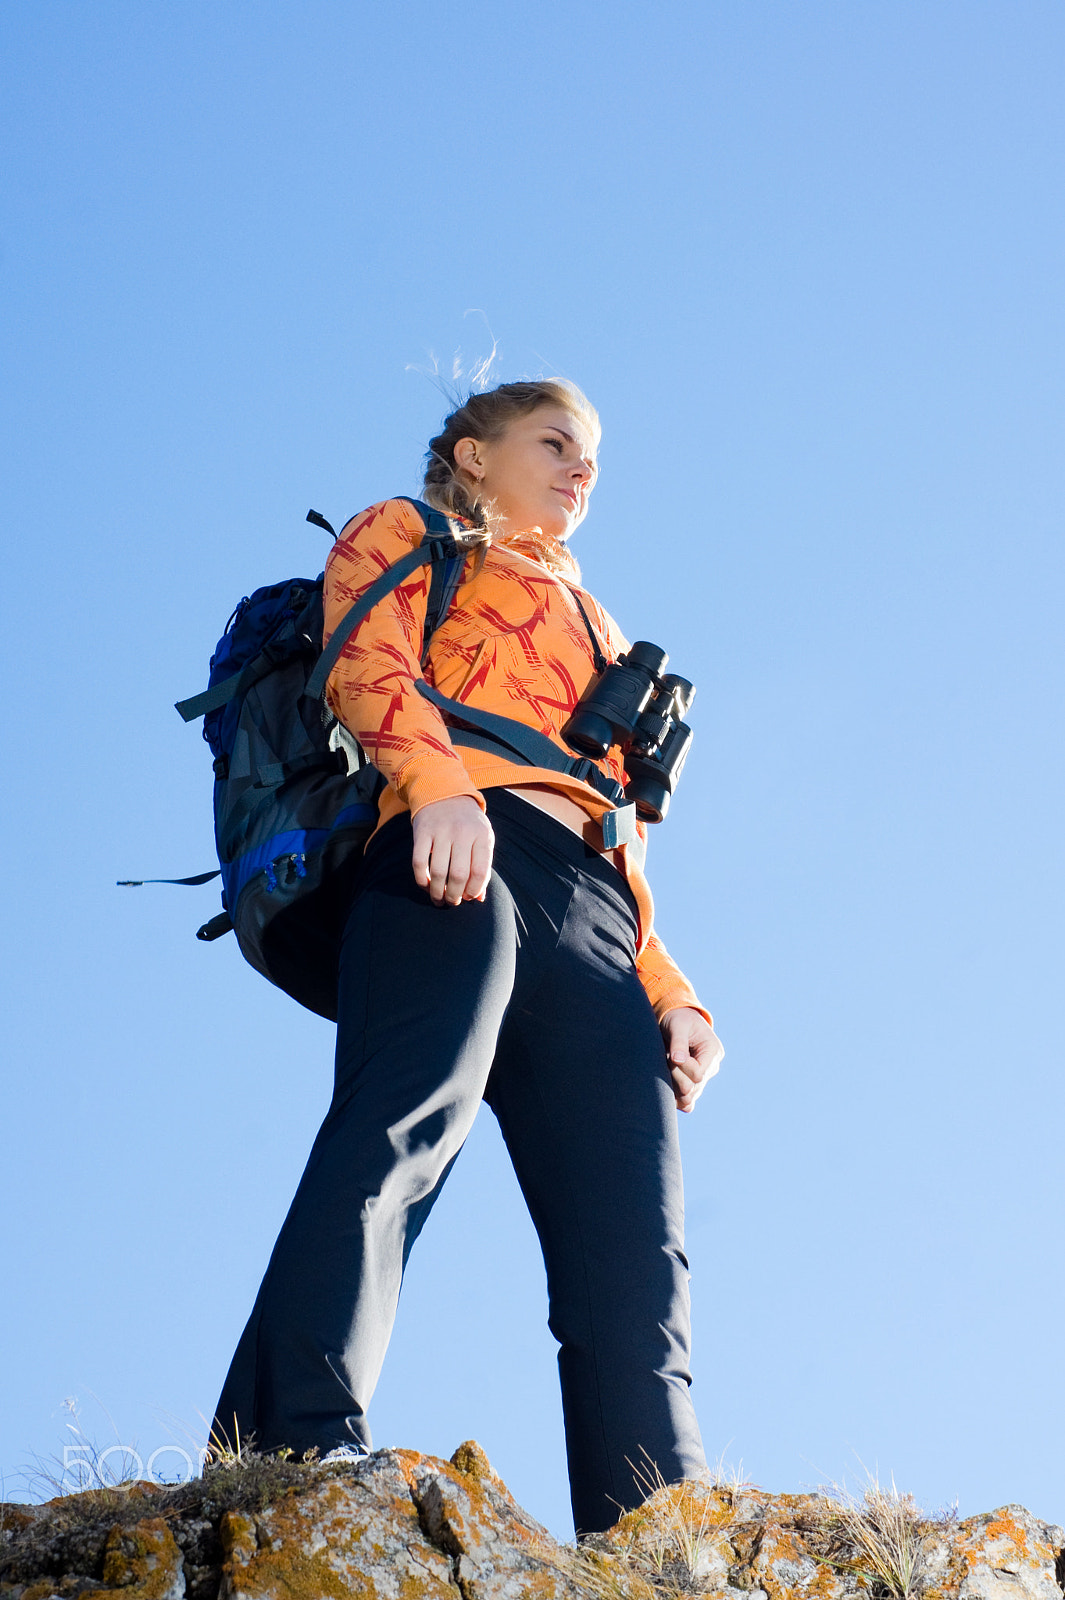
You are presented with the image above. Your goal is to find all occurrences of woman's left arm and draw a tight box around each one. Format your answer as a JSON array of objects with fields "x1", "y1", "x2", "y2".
[
  {"x1": 659, "y1": 1008, "x2": 725, "y2": 1114},
  {"x1": 594, "y1": 600, "x2": 724, "y2": 1111}
]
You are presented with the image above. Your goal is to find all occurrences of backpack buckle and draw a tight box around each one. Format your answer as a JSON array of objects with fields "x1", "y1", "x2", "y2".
[{"x1": 569, "y1": 759, "x2": 626, "y2": 807}]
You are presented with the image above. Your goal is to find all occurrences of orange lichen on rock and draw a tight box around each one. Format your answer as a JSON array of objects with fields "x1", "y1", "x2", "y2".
[
  {"x1": 0, "y1": 1510, "x2": 39, "y2": 1539},
  {"x1": 95, "y1": 1517, "x2": 185, "y2": 1600},
  {"x1": 752, "y1": 1504, "x2": 850, "y2": 1600},
  {"x1": 448, "y1": 1442, "x2": 495, "y2": 1483},
  {"x1": 218, "y1": 1466, "x2": 454, "y2": 1600},
  {"x1": 11, "y1": 1582, "x2": 61, "y2": 1600},
  {"x1": 931, "y1": 1505, "x2": 1065, "y2": 1600},
  {"x1": 410, "y1": 1441, "x2": 579, "y2": 1597}
]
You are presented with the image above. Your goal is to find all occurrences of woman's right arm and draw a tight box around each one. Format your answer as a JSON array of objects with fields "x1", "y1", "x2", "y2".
[{"x1": 323, "y1": 499, "x2": 495, "y2": 905}]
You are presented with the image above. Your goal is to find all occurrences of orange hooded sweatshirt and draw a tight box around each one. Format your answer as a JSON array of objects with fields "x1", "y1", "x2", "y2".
[{"x1": 322, "y1": 498, "x2": 710, "y2": 1025}]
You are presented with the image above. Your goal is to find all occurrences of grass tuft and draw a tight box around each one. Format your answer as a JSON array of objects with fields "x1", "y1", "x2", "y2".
[
  {"x1": 551, "y1": 1543, "x2": 659, "y2": 1600},
  {"x1": 577, "y1": 1451, "x2": 744, "y2": 1596},
  {"x1": 19, "y1": 1396, "x2": 145, "y2": 1502},
  {"x1": 802, "y1": 1472, "x2": 957, "y2": 1600}
]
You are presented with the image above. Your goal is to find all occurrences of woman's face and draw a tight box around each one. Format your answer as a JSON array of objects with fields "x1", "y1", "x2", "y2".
[{"x1": 455, "y1": 405, "x2": 599, "y2": 541}]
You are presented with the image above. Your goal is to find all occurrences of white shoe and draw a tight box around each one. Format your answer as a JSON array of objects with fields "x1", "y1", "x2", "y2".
[{"x1": 320, "y1": 1445, "x2": 369, "y2": 1465}]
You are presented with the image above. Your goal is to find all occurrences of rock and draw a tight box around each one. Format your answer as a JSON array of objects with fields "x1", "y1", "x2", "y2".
[
  {"x1": 410, "y1": 1441, "x2": 576, "y2": 1598},
  {"x1": 0, "y1": 1512, "x2": 40, "y2": 1547},
  {"x1": 217, "y1": 1452, "x2": 454, "y2": 1599},
  {"x1": 748, "y1": 1497, "x2": 849, "y2": 1600},
  {"x1": 932, "y1": 1506, "x2": 1065, "y2": 1600},
  {"x1": 96, "y1": 1520, "x2": 184, "y2": 1600},
  {"x1": 0, "y1": 1502, "x2": 184, "y2": 1600},
  {"x1": 1, "y1": 1445, "x2": 1063, "y2": 1600}
]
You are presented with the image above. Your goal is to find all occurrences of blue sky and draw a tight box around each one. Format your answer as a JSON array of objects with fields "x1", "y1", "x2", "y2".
[{"x1": 2, "y1": 0, "x2": 1063, "y2": 1541}]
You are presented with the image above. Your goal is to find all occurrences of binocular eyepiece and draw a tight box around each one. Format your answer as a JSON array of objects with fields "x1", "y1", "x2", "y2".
[{"x1": 561, "y1": 641, "x2": 695, "y2": 822}]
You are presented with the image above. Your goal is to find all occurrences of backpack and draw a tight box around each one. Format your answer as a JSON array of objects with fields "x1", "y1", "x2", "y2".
[
  {"x1": 167, "y1": 499, "x2": 480, "y2": 1021},
  {"x1": 129, "y1": 497, "x2": 629, "y2": 1022}
]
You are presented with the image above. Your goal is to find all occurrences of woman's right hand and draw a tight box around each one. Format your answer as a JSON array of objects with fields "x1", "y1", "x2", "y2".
[{"x1": 411, "y1": 796, "x2": 495, "y2": 906}]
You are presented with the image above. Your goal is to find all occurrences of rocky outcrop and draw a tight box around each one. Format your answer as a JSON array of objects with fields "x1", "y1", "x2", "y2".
[{"x1": 1, "y1": 1440, "x2": 1062, "y2": 1600}]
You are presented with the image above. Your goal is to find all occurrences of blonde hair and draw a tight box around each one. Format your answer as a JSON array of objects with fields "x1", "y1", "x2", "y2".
[{"x1": 422, "y1": 379, "x2": 601, "y2": 524}]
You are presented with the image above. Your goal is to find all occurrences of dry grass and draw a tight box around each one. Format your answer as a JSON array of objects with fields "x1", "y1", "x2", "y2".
[
  {"x1": 19, "y1": 1396, "x2": 145, "y2": 1501},
  {"x1": 201, "y1": 1414, "x2": 268, "y2": 1471},
  {"x1": 552, "y1": 1544, "x2": 660, "y2": 1600},
  {"x1": 579, "y1": 1451, "x2": 747, "y2": 1596},
  {"x1": 802, "y1": 1473, "x2": 956, "y2": 1600},
  {"x1": 701, "y1": 1448, "x2": 754, "y2": 1494}
]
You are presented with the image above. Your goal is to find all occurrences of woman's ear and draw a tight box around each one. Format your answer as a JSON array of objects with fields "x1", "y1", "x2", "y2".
[{"x1": 452, "y1": 436, "x2": 485, "y2": 482}]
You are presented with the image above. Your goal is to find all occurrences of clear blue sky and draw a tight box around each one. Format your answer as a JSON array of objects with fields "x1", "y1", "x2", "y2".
[{"x1": 2, "y1": 0, "x2": 1062, "y2": 1542}]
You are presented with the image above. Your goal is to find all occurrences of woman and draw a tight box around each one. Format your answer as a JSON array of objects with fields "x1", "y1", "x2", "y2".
[{"x1": 212, "y1": 379, "x2": 723, "y2": 1534}]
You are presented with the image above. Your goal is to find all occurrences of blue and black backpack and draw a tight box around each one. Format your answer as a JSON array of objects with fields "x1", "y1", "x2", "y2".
[
  {"x1": 148, "y1": 500, "x2": 479, "y2": 1020},
  {"x1": 126, "y1": 497, "x2": 628, "y2": 1021}
]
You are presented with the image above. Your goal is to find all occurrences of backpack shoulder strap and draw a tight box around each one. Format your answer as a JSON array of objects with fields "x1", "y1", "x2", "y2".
[
  {"x1": 406, "y1": 498, "x2": 472, "y2": 662},
  {"x1": 176, "y1": 500, "x2": 483, "y2": 723},
  {"x1": 305, "y1": 498, "x2": 479, "y2": 701},
  {"x1": 176, "y1": 646, "x2": 292, "y2": 723}
]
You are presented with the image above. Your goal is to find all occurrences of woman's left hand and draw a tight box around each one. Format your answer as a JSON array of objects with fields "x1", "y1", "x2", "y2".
[{"x1": 659, "y1": 1009, "x2": 724, "y2": 1114}]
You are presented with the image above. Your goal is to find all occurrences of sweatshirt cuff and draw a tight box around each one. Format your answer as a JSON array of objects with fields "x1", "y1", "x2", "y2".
[
  {"x1": 399, "y1": 755, "x2": 487, "y2": 817},
  {"x1": 640, "y1": 969, "x2": 713, "y2": 1028}
]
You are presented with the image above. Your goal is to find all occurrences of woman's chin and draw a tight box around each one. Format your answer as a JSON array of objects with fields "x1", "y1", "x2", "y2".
[{"x1": 545, "y1": 513, "x2": 579, "y2": 543}]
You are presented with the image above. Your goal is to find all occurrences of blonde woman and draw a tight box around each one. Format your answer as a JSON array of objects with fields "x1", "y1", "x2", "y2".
[{"x1": 213, "y1": 381, "x2": 723, "y2": 1534}]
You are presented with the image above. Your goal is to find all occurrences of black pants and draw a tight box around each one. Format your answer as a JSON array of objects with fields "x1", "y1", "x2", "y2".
[{"x1": 212, "y1": 787, "x2": 705, "y2": 1532}]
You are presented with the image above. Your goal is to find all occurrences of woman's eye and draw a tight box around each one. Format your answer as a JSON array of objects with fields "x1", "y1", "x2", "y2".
[{"x1": 544, "y1": 437, "x2": 565, "y2": 453}]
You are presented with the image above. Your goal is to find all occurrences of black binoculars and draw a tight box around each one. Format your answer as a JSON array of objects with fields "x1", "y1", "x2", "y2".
[{"x1": 561, "y1": 641, "x2": 695, "y2": 822}]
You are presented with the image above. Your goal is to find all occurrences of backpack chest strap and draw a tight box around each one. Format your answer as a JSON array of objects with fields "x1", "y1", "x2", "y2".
[{"x1": 414, "y1": 681, "x2": 626, "y2": 807}]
